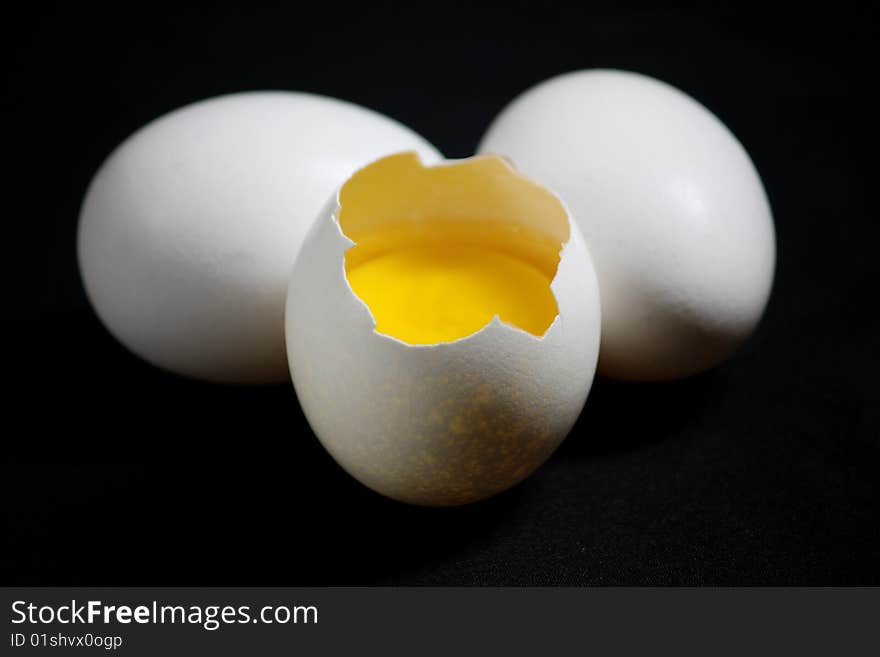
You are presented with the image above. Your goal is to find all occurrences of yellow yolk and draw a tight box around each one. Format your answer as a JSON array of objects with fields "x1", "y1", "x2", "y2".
[{"x1": 345, "y1": 244, "x2": 558, "y2": 344}]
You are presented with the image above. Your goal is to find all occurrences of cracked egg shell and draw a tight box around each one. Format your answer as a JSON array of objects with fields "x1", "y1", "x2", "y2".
[
  {"x1": 285, "y1": 152, "x2": 600, "y2": 506},
  {"x1": 78, "y1": 92, "x2": 440, "y2": 384}
]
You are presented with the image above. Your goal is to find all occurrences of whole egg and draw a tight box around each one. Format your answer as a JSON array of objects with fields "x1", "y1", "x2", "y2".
[
  {"x1": 479, "y1": 69, "x2": 776, "y2": 381},
  {"x1": 78, "y1": 92, "x2": 440, "y2": 383}
]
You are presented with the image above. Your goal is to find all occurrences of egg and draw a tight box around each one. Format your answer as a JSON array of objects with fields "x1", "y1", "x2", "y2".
[
  {"x1": 479, "y1": 69, "x2": 776, "y2": 381},
  {"x1": 78, "y1": 91, "x2": 440, "y2": 384},
  {"x1": 285, "y1": 152, "x2": 601, "y2": 506}
]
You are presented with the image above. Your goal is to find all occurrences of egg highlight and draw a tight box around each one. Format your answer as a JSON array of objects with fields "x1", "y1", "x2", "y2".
[
  {"x1": 78, "y1": 91, "x2": 441, "y2": 384},
  {"x1": 479, "y1": 69, "x2": 776, "y2": 381},
  {"x1": 286, "y1": 152, "x2": 601, "y2": 506}
]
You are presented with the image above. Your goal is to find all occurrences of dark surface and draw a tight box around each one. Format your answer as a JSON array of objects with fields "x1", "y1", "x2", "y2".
[{"x1": 2, "y1": 2, "x2": 878, "y2": 585}]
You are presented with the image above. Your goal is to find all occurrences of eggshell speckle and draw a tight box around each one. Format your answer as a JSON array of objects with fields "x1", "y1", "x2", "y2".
[
  {"x1": 479, "y1": 69, "x2": 775, "y2": 381},
  {"x1": 285, "y1": 153, "x2": 601, "y2": 506},
  {"x1": 78, "y1": 92, "x2": 440, "y2": 383}
]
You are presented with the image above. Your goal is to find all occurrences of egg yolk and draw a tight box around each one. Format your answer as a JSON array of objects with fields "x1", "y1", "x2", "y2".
[{"x1": 345, "y1": 244, "x2": 558, "y2": 344}]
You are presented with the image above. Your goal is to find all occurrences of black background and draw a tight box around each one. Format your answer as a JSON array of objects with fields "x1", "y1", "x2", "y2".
[{"x1": 2, "y1": 2, "x2": 878, "y2": 584}]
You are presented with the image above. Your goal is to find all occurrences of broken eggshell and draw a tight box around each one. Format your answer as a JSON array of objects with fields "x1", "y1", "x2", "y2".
[{"x1": 285, "y1": 152, "x2": 601, "y2": 506}]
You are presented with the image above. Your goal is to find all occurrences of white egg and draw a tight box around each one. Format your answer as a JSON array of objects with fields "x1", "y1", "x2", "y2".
[
  {"x1": 78, "y1": 91, "x2": 441, "y2": 384},
  {"x1": 286, "y1": 152, "x2": 600, "y2": 506},
  {"x1": 479, "y1": 69, "x2": 775, "y2": 381}
]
